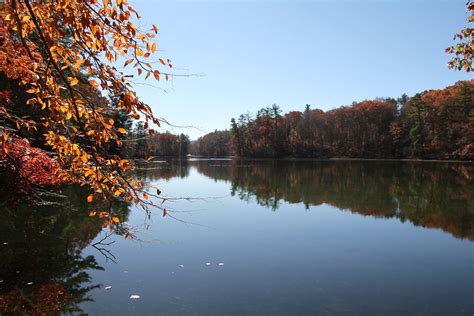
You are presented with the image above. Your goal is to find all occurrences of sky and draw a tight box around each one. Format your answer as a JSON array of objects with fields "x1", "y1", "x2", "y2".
[{"x1": 129, "y1": 0, "x2": 472, "y2": 140}]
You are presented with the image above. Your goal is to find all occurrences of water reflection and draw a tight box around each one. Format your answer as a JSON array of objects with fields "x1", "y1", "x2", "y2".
[
  {"x1": 0, "y1": 185, "x2": 131, "y2": 314},
  {"x1": 1, "y1": 159, "x2": 472, "y2": 314},
  {"x1": 191, "y1": 160, "x2": 473, "y2": 240}
]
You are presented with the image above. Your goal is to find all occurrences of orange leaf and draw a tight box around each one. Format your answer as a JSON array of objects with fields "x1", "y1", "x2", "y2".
[{"x1": 124, "y1": 59, "x2": 134, "y2": 67}]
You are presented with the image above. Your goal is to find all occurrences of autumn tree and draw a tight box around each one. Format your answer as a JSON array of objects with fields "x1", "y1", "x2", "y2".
[
  {"x1": 0, "y1": 0, "x2": 174, "y2": 216},
  {"x1": 193, "y1": 130, "x2": 231, "y2": 157},
  {"x1": 447, "y1": 1, "x2": 473, "y2": 71}
]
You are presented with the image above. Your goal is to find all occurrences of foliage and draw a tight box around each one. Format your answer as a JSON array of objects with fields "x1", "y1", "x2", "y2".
[
  {"x1": 121, "y1": 124, "x2": 190, "y2": 159},
  {"x1": 447, "y1": 1, "x2": 474, "y2": 72},
  {"x1": 191, "y1": 130, "x2": 232, "y2": 157},
  {"x1": 0, "y1": 0, "x2": 173, "y2": 212},
  {"x1": 224, "y1": 81, "x2": 473, "y2": 160}
]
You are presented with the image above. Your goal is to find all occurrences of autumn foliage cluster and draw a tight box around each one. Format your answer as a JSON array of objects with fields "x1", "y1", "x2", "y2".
[
  {"x1": 0, "y1": 0, "x2": 172, "y2": 210},
  {"x1": 193, "y1": 81, "x2": 474, "y2": 160},
  {"x1": 446, "y1": 1, "x2": 473, "y2": 72}
]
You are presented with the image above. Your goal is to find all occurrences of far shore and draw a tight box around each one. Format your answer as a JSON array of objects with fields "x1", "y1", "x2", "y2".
[{"x1": 175, "y1": 156, "x2": 474, "y2": 163}]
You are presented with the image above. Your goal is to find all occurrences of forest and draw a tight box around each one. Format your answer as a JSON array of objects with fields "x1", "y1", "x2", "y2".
[
  {"x1": 121, "y1": 122, "x2": 190, "y2": 159},
  {"x1": 0, "y1": 0, "x2": 473, "y2": 314},
  {"x1": 193, "y1": 81, "x2": 474, "y2": 160}
]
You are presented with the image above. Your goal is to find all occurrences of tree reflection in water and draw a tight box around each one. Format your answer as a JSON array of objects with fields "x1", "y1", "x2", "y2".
[
  {"x1": 191, "y1": 160, "x2": 473, "y2": 240},
  {"x1": 0, "y1": 185, "x2": 131, "y2": 315},
  {"x1": 1, "y1": 159, "x2": 472, "y2": 314}
]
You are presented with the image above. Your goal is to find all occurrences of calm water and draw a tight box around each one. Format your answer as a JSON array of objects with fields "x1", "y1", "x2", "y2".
[{"x1": 1, "y1": 160, "x2": 473, "y2": 315}]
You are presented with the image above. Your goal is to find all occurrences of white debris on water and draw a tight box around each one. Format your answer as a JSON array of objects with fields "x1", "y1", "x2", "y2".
[
  {"x1": 105, "y1": 286, "x2": 112, "y2": 290},
  {"x1": 27, "y1": 282, "x2": 33, "y2": 285},
  {"x1": 179, "y1": 265, "x2": 184, "y2": 268},
  {"x1": 218, "y1": 263, "x2": 225, "y2": 266},
  {"x1": 205, "y1": 262, "x2": 211, "y2": 266},
  {"x1": 130, "y1": 295, "x2": 140, "y2": 299}
]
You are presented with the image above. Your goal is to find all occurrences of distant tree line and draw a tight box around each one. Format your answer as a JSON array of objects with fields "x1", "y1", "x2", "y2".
[
  {"x1": 189, "y1": 130, "x2": 232, "y2": 157},
  {"x1": 192, "y1": 80, "x2": 474, "y2": 160},
  {"x1": 117, "y1": 121, "x2": 190, "y2": 159}
]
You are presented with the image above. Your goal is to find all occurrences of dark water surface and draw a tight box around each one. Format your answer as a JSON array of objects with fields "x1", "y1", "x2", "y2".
[{"x1": 1, "y1": 160, "x2": 473, "y2": 315}]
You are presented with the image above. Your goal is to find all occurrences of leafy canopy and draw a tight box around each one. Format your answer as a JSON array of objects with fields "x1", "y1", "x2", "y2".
[
  {"x1": 0, "y1": 0, "x2": 171, "y2": 212},
  {"x1": 447, "y1": 1, "x2": 474, "y2": 72}
]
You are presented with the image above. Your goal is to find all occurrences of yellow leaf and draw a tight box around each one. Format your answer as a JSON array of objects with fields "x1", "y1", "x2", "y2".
[
  {"x1": 85, "y1": 170, "x2": 94, "y2": 177},
  {"x1": 87, "y1": 195, "x2": 94, "y2": 203},
  {"x1": 112, "y1": 217, "x2": 120, "y2": 223},
  {"x1": 117, "y1": 127, "x2": 127, "y2": 134},
  {"x1": 70, "y1": 78, "x2": 79, "y2": 86}
]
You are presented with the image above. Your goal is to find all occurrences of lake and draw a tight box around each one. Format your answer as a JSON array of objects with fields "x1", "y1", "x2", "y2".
[{"x1": 0, "y1": 160, "x2": 473, "y2": 315}]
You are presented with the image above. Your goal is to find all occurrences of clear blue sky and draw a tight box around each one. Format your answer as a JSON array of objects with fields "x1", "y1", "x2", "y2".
[{"x1": 130, "y1": 0, "x2": 472, "y2": 140}]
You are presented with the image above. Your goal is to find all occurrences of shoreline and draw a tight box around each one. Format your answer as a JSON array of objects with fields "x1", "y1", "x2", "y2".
[{"x1": 185, "y1": 156, "x2": 474, "y2": 163}]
